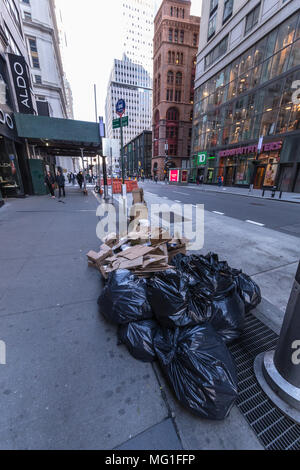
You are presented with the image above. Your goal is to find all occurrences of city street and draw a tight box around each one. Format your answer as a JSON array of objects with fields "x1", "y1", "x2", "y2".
[{"x1": 140, "y1": 182, "x2": 300, "y2": 237}]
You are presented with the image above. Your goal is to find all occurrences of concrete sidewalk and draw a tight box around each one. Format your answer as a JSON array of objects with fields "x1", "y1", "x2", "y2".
[
  {"x1": 0, "y1": 188, "x2": 175, "y2": 450},
  {"x1": 149, "y1": 180, "x2": 300, "y2": 204}
]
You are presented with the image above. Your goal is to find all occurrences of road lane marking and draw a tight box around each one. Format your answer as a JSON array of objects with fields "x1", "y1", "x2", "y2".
[
  {"x1": 213, "y1": 211, "x2": 224, "y2": 215},
  {"x1": 246, "y1": 220, "x2": 265, "y2": 226},
  {"x1": 174, "y1": 191, "x2": 189, "y2": 196}
]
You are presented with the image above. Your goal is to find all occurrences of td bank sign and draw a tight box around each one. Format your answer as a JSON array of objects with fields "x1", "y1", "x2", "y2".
[{"x1": 196, "y1": 151, "x2": 207, "y2": 166}]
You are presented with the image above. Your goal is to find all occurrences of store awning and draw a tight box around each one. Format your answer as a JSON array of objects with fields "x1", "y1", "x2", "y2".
[{"x1": 14, "y1": 113, "x2": 102, "y2": 157}]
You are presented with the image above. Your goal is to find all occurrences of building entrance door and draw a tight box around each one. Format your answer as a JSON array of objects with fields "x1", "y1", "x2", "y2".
[
  {"x1": 254, "y1": 166, "x2": 265, "y2": 189},
  {"x1": 225, "y1": 166, "x2": 235, "y2": 186}
]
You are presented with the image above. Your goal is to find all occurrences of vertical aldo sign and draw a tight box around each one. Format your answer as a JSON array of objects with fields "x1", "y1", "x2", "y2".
[
  {"x1": 197, "y1": 151, "x2": 207, "y2": 166},
  {"x1": 8, "y1": 54, "x2": 34, "y2": 115}
]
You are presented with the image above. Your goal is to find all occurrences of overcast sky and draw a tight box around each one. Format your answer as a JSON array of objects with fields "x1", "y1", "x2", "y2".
[{"x1": 56, "y1": 0, "x2": 202, "y2": 123}]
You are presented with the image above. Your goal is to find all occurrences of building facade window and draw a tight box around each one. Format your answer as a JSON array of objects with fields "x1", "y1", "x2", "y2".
[
  {"x1": 167, "y1": 70, "x2": 174, "y2": 84},
  {"x1": 208, "y1": 13, "x2": 217, "y2": 40},
  {"x1": 169, "y1": 28, "x2": 173, "y2": 42},
  {"x1": 223, "y1": 0, "x2": 233, "y2": 24},
  {"x1": 245, "y1": 3, "x2": 260, "y2": 35}
]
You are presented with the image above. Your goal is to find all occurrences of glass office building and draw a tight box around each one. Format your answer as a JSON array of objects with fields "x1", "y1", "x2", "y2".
[{"x1": 191, "y1": 10, "x2": 300, "y2": 192}]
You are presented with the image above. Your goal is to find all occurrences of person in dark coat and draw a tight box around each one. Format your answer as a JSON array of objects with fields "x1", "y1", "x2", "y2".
[
  {"x1": 77, "y1": 172, "x2": 84, "y2": 189},
  {"x1": 56, "y1": 170, "x2": 66, "y2": 198},
  {"x1": 44, "y1": 171, "x2": 56, "y2": 198}
]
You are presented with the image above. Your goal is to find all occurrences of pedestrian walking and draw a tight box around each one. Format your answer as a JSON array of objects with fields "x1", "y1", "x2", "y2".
[
  {"x1": 77, "y1": 172, "x2": 84, "y2": 190},
  {"x1": 196, "y1": 174, "x2": 200, "y2": 185},
  {"x1": 72, "y1": 173, "x2": 76, "y2": 185},
  {"x1": 218, "y1": 175, "x2": 223, "y2": 188},
  {"x1": 200, "y1": 174, "x2": 204, "y2": 185},
  {"x1": 56, "y1": 170, "x2": 66, "y2": 198},
  {"x1": 155, "y1": 175, "x2": 158, "y2": 184},
  {"x1": 67, "y1": 173, "x2": 72, "y2": 184},
  {"x1": 44, "y1": 171, "x2": 56, "y2": 198}
]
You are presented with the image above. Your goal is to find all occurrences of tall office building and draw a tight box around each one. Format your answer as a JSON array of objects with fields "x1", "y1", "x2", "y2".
[
  {"x1": 20, "y1": 0, "x2": 77, "y2": 173},
  {"x1": 105, "y1": 0, "x2": 156, "y2": 148},
  {"x1": 152, "y1": 0, "x2": 200, "y2": 179},
  {"x1": 191, "y1": 0, "x2": 300, "y2": 193}
]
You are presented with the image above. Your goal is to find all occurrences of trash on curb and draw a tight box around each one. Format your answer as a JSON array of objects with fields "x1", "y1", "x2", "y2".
[
  {"x1": 154, "y1": 324, "x2": 238, "y2": 420},
  {"x1": 118, "y1": 319, "x2": 159, "y2": 363},
  {"x1": 89, "y1": 189, "x2": 261, "y2": 421}
]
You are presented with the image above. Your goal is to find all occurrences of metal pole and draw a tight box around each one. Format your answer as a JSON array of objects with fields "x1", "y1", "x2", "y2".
[
  {"x1": 120, "y1": 117, "x2": 125, "y2": 185},
  {"x1": 110, "y1": 146, "x2": 113, "y2": 193},
  {"x1": 255, "y1": 261, "x2": 300, "y2": 423},
  {"x1": 80, "y1": 148, "x2": 87, "y2": 194},
  {"x1": 94, "y1": 84, "x2": 98, "y2": 123}
]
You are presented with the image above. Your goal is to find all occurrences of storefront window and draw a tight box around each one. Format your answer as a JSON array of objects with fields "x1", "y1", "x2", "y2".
[
  {"x1": 235, "y1": 158, "x2": 251, "y2": 185},
  {"x1": 276, "y1": 107, "x2": 291, "y2": 134},
  {"x1": 274, "y1": 13, "x2": 298, "y2": 53},
  {"x1": 0, "y1": 138, "x2": 23, "y2": 196},
  {"x1": 288, "y1": 103, "x2": 300, "y2": 131},
  {"x1": 270, "y1": 45, "x2": 292, "y2": 79},
  {"x1": 239, "y1": 48, "x2": 254, "y2": 76},
  {"x1": 260, "y1": 109, "x2": 279, "y2": 136},
  {"x1": 288, "y1": 38, "x2": 300, "y2": 69}
]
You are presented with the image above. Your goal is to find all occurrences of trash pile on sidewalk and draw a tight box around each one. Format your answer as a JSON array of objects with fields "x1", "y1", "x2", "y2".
[{"x1": 87, "y1": 190, "x2": 262, "y2": 420}]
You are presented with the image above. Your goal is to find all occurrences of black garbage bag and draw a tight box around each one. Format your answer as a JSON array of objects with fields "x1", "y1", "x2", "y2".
[
  {"x1": 172, "y1": 254, "x2": 245, "y2": 343},
  {"x1": 147, "y1": 269, "x2": 208, "y2": 328},
  {"x1": 172, "y1": 253, "x2": 234, "y2": 295},
  {"x1": 98, "y1": 270, "x2": 153, "y2": 325},
  {"x1": 231, "y1": 270, "x2": 262, "y2": 313},
  {"x1": 154, "y1": 324, "x2": 238, "y2": 420},
  {"x1": 118, "y1": 319, "x2": 158, "y2": 363},
  {"x1": 209, "y1": 284, "x2": 245, "y2": 344}
]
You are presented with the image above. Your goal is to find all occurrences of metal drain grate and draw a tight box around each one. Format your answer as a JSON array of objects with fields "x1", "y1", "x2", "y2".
[{"x1": 229, "y1": 312, "x2": 300, "y2": 450}]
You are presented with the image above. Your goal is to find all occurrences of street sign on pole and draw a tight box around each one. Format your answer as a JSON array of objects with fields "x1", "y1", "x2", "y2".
[
  {"x1": 116, "y1": 99, "x2": 126, "y2": 117},
  {"x1": 113, "y1": 117, "x2": 128, "y2": 129}
]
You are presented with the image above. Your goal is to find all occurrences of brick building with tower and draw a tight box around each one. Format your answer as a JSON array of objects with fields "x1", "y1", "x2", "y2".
[{"x1": 152, "y1": 0, "x2": 200, "y2": 180}]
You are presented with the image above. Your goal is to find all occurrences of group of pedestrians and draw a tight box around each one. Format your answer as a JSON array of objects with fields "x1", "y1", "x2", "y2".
[{"x1": 44, "y1": 170, "x2": 66, "y2": 199}]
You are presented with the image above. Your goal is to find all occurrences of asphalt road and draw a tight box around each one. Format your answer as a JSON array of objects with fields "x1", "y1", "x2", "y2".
[{"x1": 141, "y1": 182, "x2": 300, "y2": 238}]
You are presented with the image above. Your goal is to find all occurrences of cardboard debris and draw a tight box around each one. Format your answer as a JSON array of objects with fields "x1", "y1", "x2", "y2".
[
  {"x1": 87, "y1": 232, "x2": 188, "y2": 278},
  {"x1": 87, "y1": 188, "x2": 189, "y2": 278}
]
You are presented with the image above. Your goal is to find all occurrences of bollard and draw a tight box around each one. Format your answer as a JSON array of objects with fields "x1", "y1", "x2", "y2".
[
  {"x1": 254, "y1": 262, "x2": 300, "y2": 423},
  {"x1": 262, "y1": 189, "x2": 265, "y2": 198}
]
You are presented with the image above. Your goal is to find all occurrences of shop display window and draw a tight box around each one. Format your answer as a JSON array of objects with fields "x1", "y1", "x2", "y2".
[
  {"x1": 235, "y1": 158, "x2": 251, "y2": 185},
  {"x1": 288, "y1": 39, "x2": 300, "y2": 69},
  {"x1": 263, "y1": 161, "x2": 279, "y2": 187},
  {"x1": 0, "y1": 139, "x2": 23, "y2": 196},
  {"x1": 270, "y1": 45, "x2": 292, "y2": 80},
  {"x1": 260, "y1": 109, "x2": 279, "y2": 136},
  {"x1": 275, "y1": 13, "x2": 298, "y2": 53}
]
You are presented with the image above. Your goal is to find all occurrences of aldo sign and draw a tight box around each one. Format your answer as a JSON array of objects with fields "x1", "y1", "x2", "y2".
[{"x1": 8, "y1": 54, "x2": 34, "y2": 115}]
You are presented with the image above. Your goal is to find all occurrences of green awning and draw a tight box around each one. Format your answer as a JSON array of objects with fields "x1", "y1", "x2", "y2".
[{"x1": 14, "y1": 113, "x2": 101, "y2": 145}]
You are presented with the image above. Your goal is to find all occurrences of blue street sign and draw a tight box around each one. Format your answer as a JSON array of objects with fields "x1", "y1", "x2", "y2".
[{"x1": 116, "y1": 99, "x2": 126, "y2": 117}]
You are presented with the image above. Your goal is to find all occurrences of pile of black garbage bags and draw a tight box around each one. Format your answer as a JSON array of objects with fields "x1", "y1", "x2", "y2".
[{"x1": 98, "y1": 252, "x2": 261, "y2": 421}]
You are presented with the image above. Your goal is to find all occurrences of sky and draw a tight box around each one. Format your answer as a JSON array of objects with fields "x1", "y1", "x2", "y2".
[{"x1": 56, "y1": 0, "x2": 202, "y2": 124}]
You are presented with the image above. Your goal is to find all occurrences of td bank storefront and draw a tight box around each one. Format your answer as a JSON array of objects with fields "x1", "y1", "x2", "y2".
[{"x1": 192, "y1": 135, "x2": 300, "y2": 192}]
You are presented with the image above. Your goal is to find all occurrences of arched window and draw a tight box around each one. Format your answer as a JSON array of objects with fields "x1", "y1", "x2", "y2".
[
  {"x1": 167, "y1": 70, "x2": 174, "y2": 84},
  {"x1": 167, "y1": 107, "x2": 179, "y2": 121},
  {"x1": 169, "y1": 28, "x2": 173, "y2": 42},
  {"x1": 170, "y1": 6, "x2": 173, "y2": 16},
  {"x1": 176, "y1": 72, "x2": 182, "y2": 86},
  {"x1": 168, "y1": 51, "x2": 171, "y2": 63},
  {"x1": 172, "y1": 51, "x2": 175, "y2": 64},
  {"x1": 174, "y1": 29, "x2": 178, "y2": 43}
]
